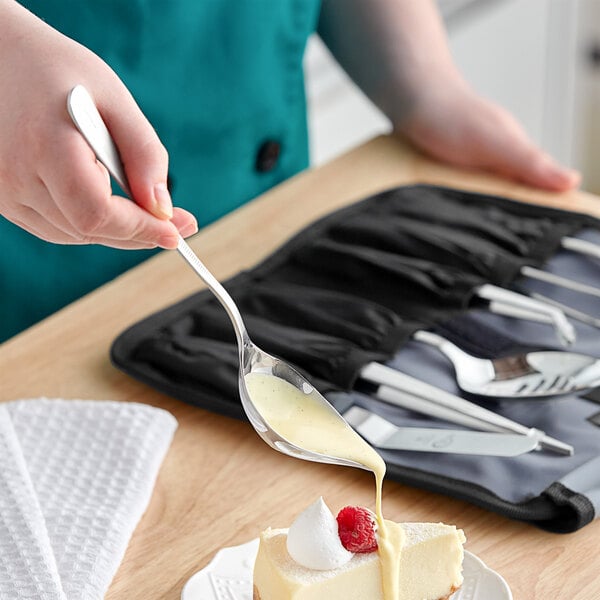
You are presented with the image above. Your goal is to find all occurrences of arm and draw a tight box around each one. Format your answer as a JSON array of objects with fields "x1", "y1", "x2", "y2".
[
  {"x1": 318, "y1": 0, "x2": 579, "y2": 191},
  {"x1": 0, "y1": 0, "x2": 197, "y2": 248}
]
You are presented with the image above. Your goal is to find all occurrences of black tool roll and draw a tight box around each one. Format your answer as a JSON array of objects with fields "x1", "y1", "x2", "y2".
[{"x1": 111, "y1": 184, "x2": 600, "y2": 532}]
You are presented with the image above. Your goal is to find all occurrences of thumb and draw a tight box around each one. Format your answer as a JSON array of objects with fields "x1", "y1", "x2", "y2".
[{"x1": 99, "y1": 93, "x2": 173, "y2": 220}]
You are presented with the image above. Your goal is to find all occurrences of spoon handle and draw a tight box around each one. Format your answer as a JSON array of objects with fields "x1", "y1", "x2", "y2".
[
  {"x1": 174, "y1": 237, "x2": 249, "y2": 350},
  {"x1": 413, "y1": 329, "x2": 469, "y2": 354},
  {"x1": 412, "y1": 329, "x2": 486, "y2": 371},
  {"x1": 67, "y1": 85, "x2": 249, "y2": 349},
  {"x1": 66, "y1": 86, "x2": 131, "y2": 196}
]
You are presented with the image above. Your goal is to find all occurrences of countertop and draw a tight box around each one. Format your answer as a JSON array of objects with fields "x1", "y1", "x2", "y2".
[{"x1": 2, "y1": 135, "x2": 600, "y2": 599}]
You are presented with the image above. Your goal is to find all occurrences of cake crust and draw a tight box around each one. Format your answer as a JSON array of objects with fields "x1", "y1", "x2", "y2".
[{"x1": 253, "y1": 583, "x2": 461, "y2": 600}]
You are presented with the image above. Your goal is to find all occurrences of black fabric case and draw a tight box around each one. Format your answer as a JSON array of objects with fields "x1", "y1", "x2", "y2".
[{"x1": 111, "y1": 184, "x2": 600, "y2": 532}]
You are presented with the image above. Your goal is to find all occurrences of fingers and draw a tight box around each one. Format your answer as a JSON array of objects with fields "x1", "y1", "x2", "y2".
[
  {"x1": 38, "y1": 132, "x2": 182, "y2": 249},
  {"x1": 401, "y1": 87, "x2": 581, "y2": 193},
  {"x1": 7, "y1": 205, "x2": 158, "y2": 248},
  {"x1": 497, "y1": 145, "x2": 581, "y2": 193},
  {"x1": 171, "y1": 207, "x2": 198, "y2": 238},
  {"x1": 0, "y1": 12, "x2": 187, "y2": 250},
  {"x1": 97, "y1": 88, "x2": 174, "y2": 221},
  {"x1": 471, "y1": 106, "x2": 580, "y2": 192},
  {"x1": 8, "y1": 81, "x2": 195, "y2": 249}
]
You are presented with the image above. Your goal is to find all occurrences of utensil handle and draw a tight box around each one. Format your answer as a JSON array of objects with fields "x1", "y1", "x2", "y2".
[
  {"x1": 413, "y1": 330, "x2": 489, "y2": 367},
  {"x1": 174, "y1": 238, "x2": 250, "y2": 350},
  {"x1": 343, "y1": 405, "x2": 540, "y2": 456},
  {"x1": 362, "y1": 362, "x2": 530, "y2": 433},
  {"x1": 521, "y1": 265, "x2": 600, "y2": 299},
  {"x1": 66, "y1": 85, "x2": 250, "y2": 350},
  {"x1": 527, "y1": 291, "x2": 600, "y2": 330},
  {"x1": 374, "y1": 385, "x2": 505, "y2": 432},
  {"x1": 360, "y1": 362, "x2": 573, "y2": 455},
  {"x1": 488, "y1": 301, "x2": 554, "y2": 324},
  {"x1": 562, "y1": 236, "x2": 600, "y2": 260},
  {"x1": 67, "y1": 85, "x2": 131, "y2": 194}
]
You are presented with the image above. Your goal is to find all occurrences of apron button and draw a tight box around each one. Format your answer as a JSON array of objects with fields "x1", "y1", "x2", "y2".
[{"x1": 255, "y1": 140, "x2": 281, "y2": 172}]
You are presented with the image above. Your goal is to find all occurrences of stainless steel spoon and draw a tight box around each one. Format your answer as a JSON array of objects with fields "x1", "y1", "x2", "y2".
[
  {"x1": 412, "y1": 329, "x2": 600, "y2": 398},
  {"x1": 66, "y1": 85, "x2": 371, "y2": 471}
]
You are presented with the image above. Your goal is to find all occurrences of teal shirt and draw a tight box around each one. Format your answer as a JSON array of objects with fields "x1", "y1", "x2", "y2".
[{"x1": 2, "y1": 0, "x2": 321, "y2": 341}]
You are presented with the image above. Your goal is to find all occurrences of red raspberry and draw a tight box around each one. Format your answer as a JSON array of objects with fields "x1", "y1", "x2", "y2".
[{"x1": 336, "y1": 506, "x2": 378, "y2": 553}]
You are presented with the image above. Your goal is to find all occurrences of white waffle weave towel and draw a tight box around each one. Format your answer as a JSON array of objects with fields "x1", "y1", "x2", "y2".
[{"x1": 0, "y1": 399, "x2": 177, "y2": 600}]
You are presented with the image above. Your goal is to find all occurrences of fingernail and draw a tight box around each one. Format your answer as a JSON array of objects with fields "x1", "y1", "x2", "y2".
[
  {"x1": 153, "y1": 183, "x2": 173, "y2": 219},
  {"x1": 179, "y1": 222, "x2": 198, "y2": 238}
]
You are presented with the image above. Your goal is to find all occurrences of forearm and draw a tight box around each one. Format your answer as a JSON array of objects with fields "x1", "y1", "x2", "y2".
[{"x1": 318, "y1": 0, "x2": 465, "y2": 127}]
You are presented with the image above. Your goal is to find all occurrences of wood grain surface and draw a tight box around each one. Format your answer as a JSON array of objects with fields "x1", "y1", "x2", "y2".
[{"x1": 2, "y1": 135, "x2": 599, "y2": 599}]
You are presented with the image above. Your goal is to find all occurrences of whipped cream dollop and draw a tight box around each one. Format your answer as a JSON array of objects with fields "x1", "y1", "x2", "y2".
[{"x1": 286, "y1": 497, "x2": 354, "y2": 570}]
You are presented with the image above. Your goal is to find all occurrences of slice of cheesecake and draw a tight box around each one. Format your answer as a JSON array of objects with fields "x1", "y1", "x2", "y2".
[{"x1": 253, "y1": 522, "x2": 465, "y2": 600}]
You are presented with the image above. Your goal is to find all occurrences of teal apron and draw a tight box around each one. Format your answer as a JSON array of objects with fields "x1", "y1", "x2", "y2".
[{"x1": 2, "y1": 0, "x2": 321, "y2": 341}]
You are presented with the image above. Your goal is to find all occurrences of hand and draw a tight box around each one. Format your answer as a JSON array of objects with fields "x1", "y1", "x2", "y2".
[
  {"x1": 0, "y1": 2, "x2": 197, "y2": 249},
  {"x1": 397, "y1": 79, "x2": 580, "y2": 192},
  {"x1": 319, "y1": 0, "x2": 580, "y2": 193}
]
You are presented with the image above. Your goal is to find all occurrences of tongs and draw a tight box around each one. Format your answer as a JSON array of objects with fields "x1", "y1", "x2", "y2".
[{"x1": 476, "y1": 284, "x2": 576, "y2": 346}]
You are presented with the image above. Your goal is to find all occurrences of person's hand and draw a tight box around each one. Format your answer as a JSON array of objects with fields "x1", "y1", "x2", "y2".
[
  {"x1": 319, "y1": 0, "x2": 580, "y2": 193},
  {"x1": 0, "y1": 1, "x2": 197, "y2": 249},
  {"x1": 397, "y1": 79, "x2": 580, "y2": 192}
]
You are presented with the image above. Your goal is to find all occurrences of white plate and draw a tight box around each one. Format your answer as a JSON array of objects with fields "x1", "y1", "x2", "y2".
[{"x1": 182, "y1": 538, "x2": 513, "y2": 600}]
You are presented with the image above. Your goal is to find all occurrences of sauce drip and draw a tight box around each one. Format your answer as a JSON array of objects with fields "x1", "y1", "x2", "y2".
[{"x1": 245, "y1": 372, "x2": 403, "y2": 599}]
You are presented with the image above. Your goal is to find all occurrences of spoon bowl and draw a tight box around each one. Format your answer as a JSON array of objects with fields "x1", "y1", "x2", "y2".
[
  {"x1": 67, "y1": 85, "x2": 370, "y2": 472},
  {"x1": 237, "y1": 340, "x2": 370, "y2": 469}
]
